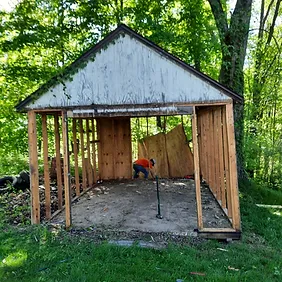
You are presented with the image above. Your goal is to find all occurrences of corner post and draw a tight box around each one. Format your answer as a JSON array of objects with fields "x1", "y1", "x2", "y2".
[
  {"x1": 192, "y1": 107, "x2": 203, "y2": 230},
  {"x1": 62, "y1": 111, "x2": 72, "y2": 228},
  {"x1": 28, "y1": 110, "x2": 40, "y2": 224}
]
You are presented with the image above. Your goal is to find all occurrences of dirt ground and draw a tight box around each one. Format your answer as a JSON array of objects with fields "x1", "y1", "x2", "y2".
[{"x1": 51, "y1": 179, "x2": 231, "y2": 235}]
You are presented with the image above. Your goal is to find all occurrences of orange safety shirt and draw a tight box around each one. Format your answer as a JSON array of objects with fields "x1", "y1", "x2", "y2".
[{"x1": 134, "y1": 158, "x2": 152, "y2": 169}]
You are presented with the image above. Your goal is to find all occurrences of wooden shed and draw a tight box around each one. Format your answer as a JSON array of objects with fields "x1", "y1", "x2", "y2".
[{"x1": 16, "y1": 24, "x2": 243, "y2": 239}]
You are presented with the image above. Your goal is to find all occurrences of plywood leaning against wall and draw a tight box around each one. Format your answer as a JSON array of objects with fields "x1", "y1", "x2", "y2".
[
  {"x1": 97, "y1": 117, "x2": 132, "y2": 179},
  {"x1": 166, "y1": 124, "x2": 194, "y2": 177},
  {"x1": 138, "y1": 124, "x2": 193, "y2": 178},
  {"x1": 139, "y1": 132, "x2": 169, "y2": 178}
]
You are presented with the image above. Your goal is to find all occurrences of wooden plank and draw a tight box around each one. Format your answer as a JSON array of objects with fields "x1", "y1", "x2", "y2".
[
  {"x1": 62, "y1": 111, "x2": 72, "y2": 228},
  {"x1": 216, "y1": 107, "x2": 226, "y2": 208},
  {"x1": 114, "y1": 118, "x2": 132, "y2": 179},
  {"x1": 91, "y1": 118, "x2": 97, "y2": 183},
  {"x1": 72, "y1": 119, "x2": 80, "y2": 196},
  {"x1": 222, "y1": 107, "x2": 232, "y2": 218},
  {"x1": 79, "y1": 119, "x2": 87, "y2": 189},
  {"x1": 54, "y1": 114, "x2": 63, "y2": 209},
  {"x1": 97, "y1": 118, "x2": 115, "y2": 179},
  {"x1": 192, "y1": 107, "x2": 203, "y2": 230},
  {"x1": 96, "y1": 119, "x2": 102, "y2": 180},
  {"x1": 86, "y1": 119, "x2": 94, "y2": 185},
  {"x1": 210, "y1": 110, "x2": 215, "y2": 194},
  {"x1": 206, "y1": 111, "x2": 211, "y2": 186},
  {"x1": 200, "y1": 112, "x2": 207, "y2": 180},
  {"x1": 139, "y1": 133, "x2": 169, "y2": 178},
  {"x1": 226, "y1": 103, "x2": 241, "y2": 230},
  {"x1": 42, "y1": 114, "x2": 51, "y2": 220},
  {"x1": 112, "y1": 119, "x2": 116, "y2": 179},
  {"x1": 28, "y1": 111, "x2": 40, "y2": 224},
  {"x1": 166, "y1": 124, "x2": 194, "y2": 177},
  {"x1": 217, "y1": 107, "x2": 226, "y2": 207},
  {"x1": 213, "y1": 108, "x2": 220, "y2": 200}
]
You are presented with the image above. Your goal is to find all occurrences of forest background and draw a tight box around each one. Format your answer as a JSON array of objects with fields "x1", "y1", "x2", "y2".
[{"x1": 0, "y1": 0, "x2": 281, "y2": 190}]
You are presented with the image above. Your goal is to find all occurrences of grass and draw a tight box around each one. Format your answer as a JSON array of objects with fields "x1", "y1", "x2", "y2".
[{"x1": 0, "y1": 179, "x2": 282, "y2": 281}]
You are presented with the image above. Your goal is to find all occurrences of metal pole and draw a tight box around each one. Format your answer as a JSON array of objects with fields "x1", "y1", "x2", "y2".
[{"x1": 156, "y1": 175, "x2": 163, "y2": 219}]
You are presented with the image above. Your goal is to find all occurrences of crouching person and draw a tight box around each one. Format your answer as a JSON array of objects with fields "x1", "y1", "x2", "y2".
[{"x1": 133, "y1": 158, "x2": 156, "y2": 179}]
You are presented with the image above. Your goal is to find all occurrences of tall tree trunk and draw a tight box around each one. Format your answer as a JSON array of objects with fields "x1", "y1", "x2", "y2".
[{"x1": 208, "y1": 0, "x2": 253, "y2": 180}]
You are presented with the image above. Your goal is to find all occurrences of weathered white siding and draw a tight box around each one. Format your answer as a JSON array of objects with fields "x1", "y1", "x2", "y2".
[{"x1": 26, "y1": 33, "x2": 231, "y2": 110}]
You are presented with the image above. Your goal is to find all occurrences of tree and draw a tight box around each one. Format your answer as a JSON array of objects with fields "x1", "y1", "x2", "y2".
[{"x1": 208, "y1": 0, "x2": 253, "y2": 179}]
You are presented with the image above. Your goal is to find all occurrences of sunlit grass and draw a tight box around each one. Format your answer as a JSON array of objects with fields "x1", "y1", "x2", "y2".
[{"x1": 1, "y1": 251, "x2": 27, "y2": 268}]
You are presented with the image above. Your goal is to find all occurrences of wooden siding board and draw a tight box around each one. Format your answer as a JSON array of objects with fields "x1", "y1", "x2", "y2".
[
  {"x1": 114, "y1": 118, "x2": 132, "y2": 179},
  {"x1": 26, "y1": 33, "x2": 231, "y2": 110},
  {"x1": 166, "y1": 124, "x2": 194, "y2": 177}
]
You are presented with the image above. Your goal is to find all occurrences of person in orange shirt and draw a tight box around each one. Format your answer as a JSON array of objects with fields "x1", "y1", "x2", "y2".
[{"x1": 133, "y1": 158, "x2": 156, "y2": 179}]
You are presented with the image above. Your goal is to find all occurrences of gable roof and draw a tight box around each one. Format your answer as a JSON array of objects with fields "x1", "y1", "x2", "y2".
[{"x1": 16, "y1": 24, "x2": 243, "y2": 112}]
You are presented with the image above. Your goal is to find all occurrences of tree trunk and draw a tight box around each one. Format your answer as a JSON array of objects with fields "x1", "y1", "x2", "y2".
[{"x1": 208, "y1": 0, "x2": 253, "y2": 180}]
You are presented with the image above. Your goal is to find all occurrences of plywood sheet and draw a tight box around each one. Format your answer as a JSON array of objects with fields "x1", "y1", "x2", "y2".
[
  {"x1": 97, "y1": 118, "x2": 115, "y2": 179},
  {"x1": 166, "y1": 124, "x2": 194, "y2": 177},
  {"x1": 138, "y1": 124, "x2": 193, "y2": 178},
  {"x1": 139, "y1": 133, "x2": 169, "y2": 178},
  {"x1": 114, "y1": 118, "x2": 132, "y2": 179},
  {"x1": 97, "y1": 118, "x2": 132, "y2": 179}
]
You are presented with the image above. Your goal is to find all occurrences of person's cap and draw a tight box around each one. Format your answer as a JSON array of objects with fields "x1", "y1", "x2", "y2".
[{"x1": 150, "y1": 158, "x2": 156, "y2": 166}]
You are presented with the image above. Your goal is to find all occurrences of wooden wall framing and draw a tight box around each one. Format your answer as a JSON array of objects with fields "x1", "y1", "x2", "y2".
[
  {"x1": 27, "y1": 105, "x2": 241, "y2": 237},
  {"x1": 196, "y1": 103, "x2": 241, "y2": 231}
]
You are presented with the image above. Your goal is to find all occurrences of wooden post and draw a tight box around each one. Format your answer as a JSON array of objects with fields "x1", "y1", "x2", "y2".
[
  {"x1": 192, "y1": 107, "x2": 203, "y2": 230},
  {"x1": 222, "y1": 107, "x2": 232, "y2": 218},
  {"x1": 79, "y1": 119, "x2": 87, "y2": 189},
  {"x1": 91, "y1": 118, "x2": 97, "y2": 183},
  {"x1": 86, "y1": 119, "x2": 93, "y2": 185},
  {"x1": 112, "y1": 119, "x2": 116, "y2": 179},
  {"x1": 72, "y1": 119, "x2": 80, "y2": 196},
  {"x1": 217, "y1": 107, "x2": 226, "y2": 208},
  {"x1": 42, "y1": 114, "x2": 51, "y2": 219},
  {"x1": 28, "y1": 111, "x2": 40, "y2": 224},
  {"x1": 225, "y1": 103, "x2": 241, "y2": 230},
  {"x1": 62, "y1": 111, "x2": 71, "y2": 228},
  {"x1": 54, "y1": 114, "x2": 63, "y2": 209}
]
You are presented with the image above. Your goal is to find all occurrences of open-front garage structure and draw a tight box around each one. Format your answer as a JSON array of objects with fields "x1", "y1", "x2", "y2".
[{"x1": 16, "y1": 24, "x2": 243, "y2": 239}]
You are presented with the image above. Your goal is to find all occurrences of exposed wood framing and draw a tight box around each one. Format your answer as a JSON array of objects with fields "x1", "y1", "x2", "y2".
[
  {"x1": 54, "y1": 114, "x2": 63, "y2": 209},
  {"x1": 91, "y1": 119, "x2": 97, "y2": 183},
  {"x1": 72, "y1": 118, "x2": 80, "y2": 196},
  {"x1": 42, "y1": 114, "x2": 51, "y2": 219},
  {"x1": 79, "y1": 119, "x2": 87, "y2": 189},
  {"x1": 225, "y1": 103, "x2": 241, "y2": 230},
  {"x1": 28, "y1": 111, "x2": 40, "y2": 224},
  {"x1": 222, "y1": 107, "x2": 232, "y2": 218},
  {"x1": 62, "y1": 111, "x2": 71, "y2": 228},
  {"x1": 192, "y1": 107, "x2": 203, "y2": 230},
  {"x1": 196, "y1": 104, "x2": 241, "y2": 231},
  {"x1": 86, "y1": 119, "x2": 94, "y2": 185}
]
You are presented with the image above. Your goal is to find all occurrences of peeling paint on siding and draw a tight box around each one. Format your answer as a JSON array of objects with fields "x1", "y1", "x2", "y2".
[{"x1": 26, "y1": 33, "x2": 231, "y2": 110}]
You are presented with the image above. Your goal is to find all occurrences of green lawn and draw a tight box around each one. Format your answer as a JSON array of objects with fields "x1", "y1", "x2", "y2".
[{"x1": 0, "y1": 182, "x2": 282, "y2": 282}]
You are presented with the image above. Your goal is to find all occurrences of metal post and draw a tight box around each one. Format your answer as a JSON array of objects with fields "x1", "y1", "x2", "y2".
[{"x1": 156, "y1": 175, "x2": 163, "y2": 219}]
